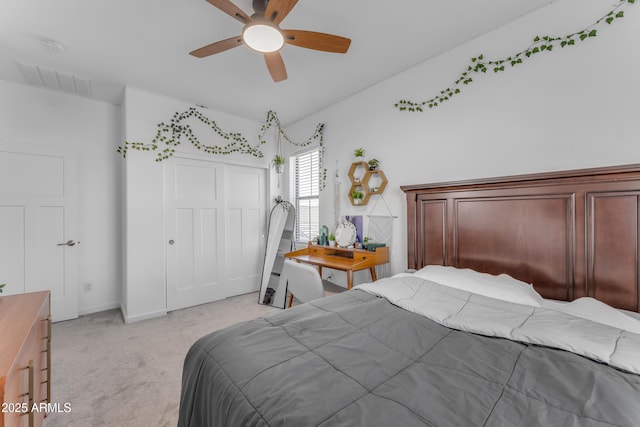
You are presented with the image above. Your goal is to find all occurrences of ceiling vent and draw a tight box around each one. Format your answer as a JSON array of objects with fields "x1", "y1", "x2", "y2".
[{"x1": 16, "y1": 61, "x2": 92, "y2": 98}]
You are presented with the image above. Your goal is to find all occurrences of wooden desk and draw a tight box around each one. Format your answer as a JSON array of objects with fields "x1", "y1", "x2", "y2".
[{"x1": 285, "y1": 243, "x2": 389, "y2": 289}]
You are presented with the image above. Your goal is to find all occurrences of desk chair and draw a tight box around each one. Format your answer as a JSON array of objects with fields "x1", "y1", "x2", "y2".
[{"x1": 283, "y1": 259, "x2": 325, "y2": 308}]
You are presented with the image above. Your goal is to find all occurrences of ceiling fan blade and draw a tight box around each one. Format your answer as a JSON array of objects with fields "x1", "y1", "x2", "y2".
[
  {"x1": 282, "y1": 30, "x2": 351, "y2": 53},
  {"x1": 190, "y1": 36, "x2": 244, "y2": 58},
  {"x1": 205, "y1": 0, "x2": 251, "y2": 24},
  {"x1": 264, "y1": 52, "x2": 287, "y2": 82},
  {"x1": 264, "y1": 0, "x2": 298, "y2": 25}
]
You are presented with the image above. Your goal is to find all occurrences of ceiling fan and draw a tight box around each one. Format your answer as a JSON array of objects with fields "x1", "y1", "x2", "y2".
[{"x1": 190, "y1": 0, "x2": 351, "y2": 82}]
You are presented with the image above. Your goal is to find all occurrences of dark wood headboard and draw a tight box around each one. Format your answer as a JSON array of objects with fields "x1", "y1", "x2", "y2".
[{"x1": 401, "y1": 164, "x2": 640, "y2": 313}]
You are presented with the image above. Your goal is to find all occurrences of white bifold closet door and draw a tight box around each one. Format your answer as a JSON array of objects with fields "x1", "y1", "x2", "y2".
[{"x1": 165, "y1": 157, "x2": 266, "y2": 311}]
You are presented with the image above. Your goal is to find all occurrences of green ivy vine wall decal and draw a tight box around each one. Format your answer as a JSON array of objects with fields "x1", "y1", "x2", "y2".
[
  {"x1": 394, "y1": 0, "x2": 636, "y2": 112},
  {"x1": 117, "y1": 107, "x2": 328, "y2": 189},
  {"x1": 258, "y1": 111, "x2": 327, "y2": 190},
  {"x1": 117, "y1": 107, "x2": 265, "y2": 161}
]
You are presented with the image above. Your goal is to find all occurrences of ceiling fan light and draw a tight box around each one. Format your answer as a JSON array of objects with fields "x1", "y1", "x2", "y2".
[{"x1": 243, "y1": 24, "x2": 284, "y2": 53}]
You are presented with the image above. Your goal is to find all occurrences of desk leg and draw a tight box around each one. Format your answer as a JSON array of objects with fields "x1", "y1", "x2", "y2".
[
  {"x1": 369, "y1": 267, "x2": 378, "y2": 282},
  {"x1": 347, "y1": 271, "x2": 353, "y2": 290},
  {"x1": 318, "y1": 266, "x2": 323, "y2": 277}
]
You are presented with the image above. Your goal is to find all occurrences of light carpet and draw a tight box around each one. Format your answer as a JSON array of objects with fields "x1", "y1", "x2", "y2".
[{"x1": 45, "y1": 292, "x2": 279, "y2": 427}]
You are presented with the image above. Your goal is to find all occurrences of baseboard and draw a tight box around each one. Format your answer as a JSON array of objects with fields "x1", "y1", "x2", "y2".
[
  {"x1": 121, "y1": 305, "x2": 167, "y2": 324},
  {"x1": 78, "y1": 302, "x2": 121, "y2": 316}
]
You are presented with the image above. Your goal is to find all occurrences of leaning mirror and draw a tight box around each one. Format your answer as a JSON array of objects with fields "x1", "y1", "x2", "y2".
[{"x1": 258, "y1": 199, "x2": 295, "y2": 308}]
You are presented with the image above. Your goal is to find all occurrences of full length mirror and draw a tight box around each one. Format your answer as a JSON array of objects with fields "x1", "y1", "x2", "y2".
[{"x1": 258, "y1": 200, "x2": 295, "y2": 308}]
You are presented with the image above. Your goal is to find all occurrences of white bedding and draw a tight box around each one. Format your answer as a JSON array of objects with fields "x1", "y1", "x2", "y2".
[
  {"x1": 396, "y1": 265, "x2": 640, "y2": 332},
  {"x1": 542, "y1": 298, "x2": 640, "y2": 334},
  {"x1": 357, "y1": 274, "x2": 640, "y2": 375}
]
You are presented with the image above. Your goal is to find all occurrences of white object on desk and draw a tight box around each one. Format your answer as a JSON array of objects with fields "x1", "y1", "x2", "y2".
[{"x1": 335, "y1": 221, "x2": 356, "y2": 247}]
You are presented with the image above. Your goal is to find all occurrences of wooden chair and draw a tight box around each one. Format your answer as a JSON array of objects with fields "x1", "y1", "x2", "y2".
[{"x1": 283, "y1": 259, "x2": 325, "y2": 308}]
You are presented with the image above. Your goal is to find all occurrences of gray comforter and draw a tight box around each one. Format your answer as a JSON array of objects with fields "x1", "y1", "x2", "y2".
[{"x1": 178, "y1": 289, "x2": 640, "y2": 426}]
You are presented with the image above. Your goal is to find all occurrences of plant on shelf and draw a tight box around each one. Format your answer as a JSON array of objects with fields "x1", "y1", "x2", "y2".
[
  {"x1": 352, "y1": 191, "x2": 363, "y2": 198},
  {"x1": 352, "y1": 190, "x2": 364, "y2": 204},
  {"x1": 354, "y1": 147, "x2": 365, "y2": 160},
  {"x1": 368, "y1": 158, "x2": 380, "y2": 170},
  {"x1": 273, "y1": 154, "x2": 286, "y2": 173}
]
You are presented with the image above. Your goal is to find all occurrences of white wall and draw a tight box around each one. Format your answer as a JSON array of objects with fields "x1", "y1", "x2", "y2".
[
  {"x1": 3, "y1": 0, "x2": 636, "y2": 312},
  {"x1": 0, "y1": 81, "x2": 278, "y2": 321},
  {"x1": 122, "y1": 87, "x2": 274, "y2": 322},
  {"x1": 284, "y1": 0, "x2": 640, "y2": 283},
  {"x1": 0, "y1": 80, "x2": 122, "y2": 314}
]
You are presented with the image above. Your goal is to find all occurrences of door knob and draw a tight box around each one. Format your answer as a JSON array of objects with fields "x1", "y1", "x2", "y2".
[
  {"x1": 56, "y1": 240, "x2": 77, "y2": 247},
  {"x1": 168, "y1": 240, "x2": 175, "y2": 245}
]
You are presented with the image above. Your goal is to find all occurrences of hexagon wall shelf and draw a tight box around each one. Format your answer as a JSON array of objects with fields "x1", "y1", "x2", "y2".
[{"x1": 347, "y1": 161, "x2": 388, "y2": 206}]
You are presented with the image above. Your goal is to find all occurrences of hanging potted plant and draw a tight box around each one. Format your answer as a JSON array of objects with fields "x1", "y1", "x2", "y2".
[
  {"x1": 354, "y1": 147, "x2": 365, "y2": 161},
  {"x1": 367, "y1": 158, "x2": 380, "y2": 170},
  {"x1": 273, "y1": 155, "x2": 286, "y2": 174},
  {"x1": 352, "y1": 190, "x2": 364, "y2": 205}
]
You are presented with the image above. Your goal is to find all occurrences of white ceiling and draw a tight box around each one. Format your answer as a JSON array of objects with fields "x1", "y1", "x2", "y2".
[{"x1": 0, "y1": 0, "x2": 558, "y2": 125}]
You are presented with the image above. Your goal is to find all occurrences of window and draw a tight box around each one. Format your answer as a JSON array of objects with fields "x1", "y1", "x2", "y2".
[{"x1": 290, "y1": 148, "x2": 320, "y2": 242}]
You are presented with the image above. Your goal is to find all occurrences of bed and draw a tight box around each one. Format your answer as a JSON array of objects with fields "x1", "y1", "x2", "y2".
[{"x1": 178, "y1": 164, "x2": 640, "y2": 427}]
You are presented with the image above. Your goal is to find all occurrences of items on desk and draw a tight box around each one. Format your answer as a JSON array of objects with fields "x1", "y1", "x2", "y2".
[
  {"x1": 364, "y1": 242, "x2": 386, "y2": 251},
  {"x1": 344, "y1": 215, "x2": 363, "y2": 243},
  {"x1": 319, "y1": 225, "x2": 329, "y2": 246},
  {"x1": 315, "y1": 220, "x2": 385, "y2": 251},
  {"x1": 335, "y1": 221, "x2": 357, "y2": 247}
]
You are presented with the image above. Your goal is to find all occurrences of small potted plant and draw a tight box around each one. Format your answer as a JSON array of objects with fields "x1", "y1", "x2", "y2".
[
  {"x1": 368, "y1": 158, "x2": 380, "y2": 170},
  {"x1": 0, "y1": 283, "x2": 5, "y2": 293},
  {"x1": 352, "y1": 190, "x2": 363, "y2": 205},
  {"x1": 354, "y1": 147, "x2": 365, "y2": 161},
  {"x1": 273, "y1": 155, "x2": 286, "y2": 173},
  {"x1": 328, "y1": 233, "x2": 336, "y2": 247}
]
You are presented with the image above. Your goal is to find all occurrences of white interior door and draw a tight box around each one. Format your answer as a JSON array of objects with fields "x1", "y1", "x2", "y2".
[
  {"x1": 224, "y1": 164, "x2": 266, "y2": 295},
  {"x1": 0, "y1": 143, "x2": 78, "y2": 321},
  {"x1": 165, "y1": 158, "x2": 266, "y2": 311}
]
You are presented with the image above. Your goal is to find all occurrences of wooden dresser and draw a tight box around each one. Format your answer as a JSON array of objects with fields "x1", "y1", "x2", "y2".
[{"x1": 0, "y1": 291, "x2": 51, "y2": 427}]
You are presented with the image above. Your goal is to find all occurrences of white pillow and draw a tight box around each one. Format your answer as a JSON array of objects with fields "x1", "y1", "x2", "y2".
[
  {"x1": 413, "y1": 265, "x2": 544, "y2": 307},
  {"x1": 542, "y1": 298, "x2": 640, "y2": 334}
]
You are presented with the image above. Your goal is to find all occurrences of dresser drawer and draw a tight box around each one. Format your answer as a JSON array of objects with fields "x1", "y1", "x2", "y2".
[{"x1": 0, "y1": 292, "x2": 51, "y2": 427}]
